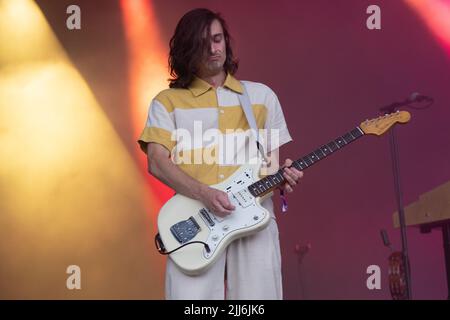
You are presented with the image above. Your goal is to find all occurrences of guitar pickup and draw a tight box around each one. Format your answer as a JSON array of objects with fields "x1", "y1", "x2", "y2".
[
  {"x1": 231, "y1": 190, "x2": 252, "y2": 208},
  {"x1": 200, "y1": 208, "x2": 215, "y2": 227}
]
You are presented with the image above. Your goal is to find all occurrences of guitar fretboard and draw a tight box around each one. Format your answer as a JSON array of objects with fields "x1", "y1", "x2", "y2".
[{"x1": 248, "y1": 127, "x2": 365, "y2": 197}]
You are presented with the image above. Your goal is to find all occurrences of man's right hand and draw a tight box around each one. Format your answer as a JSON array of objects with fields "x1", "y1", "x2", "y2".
[
  {"x1": 198, "y1": 186, "x2": 235, "y2": 217},
  {"x1": 146, "y1": 143, "x2": 235, "y2": 217}
]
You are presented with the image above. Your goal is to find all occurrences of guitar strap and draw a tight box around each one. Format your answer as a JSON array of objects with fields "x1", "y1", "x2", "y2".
[
  {"x1": 237, "y1": 82, "x2": 268, "y2": 163},
  {"x1": 238, "y1": 82, "x2": 288, "y2": 212}
]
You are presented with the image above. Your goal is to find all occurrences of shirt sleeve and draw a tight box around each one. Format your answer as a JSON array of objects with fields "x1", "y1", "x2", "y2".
[
  {"x1": 264, "y1": 88, "x2": 293, "y2": 152},
  {"x1": 137, "y1": 98, "x2": 176, "y2": 154}
]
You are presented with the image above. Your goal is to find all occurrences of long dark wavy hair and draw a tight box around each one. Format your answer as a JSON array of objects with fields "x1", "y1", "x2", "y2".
[{"x1": 168, "y1": 8, "x2": 239, "y2": 88}]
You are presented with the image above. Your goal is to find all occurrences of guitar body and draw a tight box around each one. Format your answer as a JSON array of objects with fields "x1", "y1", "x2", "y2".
[
  {"x1": 157, "y1": 159, "x2": 272, "y2": 275},
  {"x1": 155, "y1": 111, "x2": 411, "y2": 276}
]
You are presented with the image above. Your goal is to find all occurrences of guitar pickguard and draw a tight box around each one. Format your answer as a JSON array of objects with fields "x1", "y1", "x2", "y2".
[{"x1": 200, "y1": 167, "x2": 267, "y2": 259}]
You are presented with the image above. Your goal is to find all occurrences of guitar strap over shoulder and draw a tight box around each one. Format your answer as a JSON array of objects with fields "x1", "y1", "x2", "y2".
[
  {"x1": 237, "y1": 82, "x2": 267, "y2": 163},
  {"x1": 239, "y1": 82, "x2": 286, "y2": 212}
]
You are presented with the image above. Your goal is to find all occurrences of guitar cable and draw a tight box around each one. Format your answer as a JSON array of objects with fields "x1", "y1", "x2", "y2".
[{"x1": 154, "y1": 233, "x2": 211, "y2": 255}]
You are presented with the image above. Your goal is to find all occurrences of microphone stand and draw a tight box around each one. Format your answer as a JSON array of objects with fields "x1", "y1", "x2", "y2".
[{"x1": 381, "y1": 102, "x2": 413, "y2": 300}]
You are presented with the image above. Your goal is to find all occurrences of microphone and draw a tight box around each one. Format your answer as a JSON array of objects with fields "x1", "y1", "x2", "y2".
[
  {"x1": 379, "y1": 92, "x2": 433, "y2": 112},
  {"x1": 408, "y1": 92, "x2": 433, "y2": 103}
]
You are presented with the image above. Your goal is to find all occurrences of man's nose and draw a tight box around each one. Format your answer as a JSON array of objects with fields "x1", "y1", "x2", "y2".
[{"x1": 211, "y1": 41, "x2": 220, "y2": 54}]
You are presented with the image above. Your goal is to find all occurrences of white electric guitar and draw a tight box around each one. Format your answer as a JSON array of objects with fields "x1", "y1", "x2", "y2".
[{"x1": 154, "y1": 111, "x2": 411, "y2": 275}]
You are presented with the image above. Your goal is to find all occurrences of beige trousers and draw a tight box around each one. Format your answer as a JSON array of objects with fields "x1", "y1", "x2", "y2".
[{"x1": 165, "y1": 197, "x2": 283, "y2": 300}]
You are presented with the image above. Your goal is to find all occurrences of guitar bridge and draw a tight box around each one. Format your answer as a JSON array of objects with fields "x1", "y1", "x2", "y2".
[{"x1": 170, "y1": 216, "x2": 201, "y2": 244}]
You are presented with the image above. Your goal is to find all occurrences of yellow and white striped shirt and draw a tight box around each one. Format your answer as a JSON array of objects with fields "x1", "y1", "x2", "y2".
[{"x1": 138, "y1": 73, "x2": 292, "y2": 186}]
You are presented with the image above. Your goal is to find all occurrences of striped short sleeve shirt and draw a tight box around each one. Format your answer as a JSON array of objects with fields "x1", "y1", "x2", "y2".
[{"x1": 138, "y1": 73, "x2": 292, "y2": 186}]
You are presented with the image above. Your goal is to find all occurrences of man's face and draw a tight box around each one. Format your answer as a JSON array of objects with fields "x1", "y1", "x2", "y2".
[{"x1": 198, "y1": 19, "x2": 227, "y2": 76}]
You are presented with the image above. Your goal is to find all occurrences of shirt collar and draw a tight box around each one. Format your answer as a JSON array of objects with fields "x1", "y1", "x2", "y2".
[
  {"x1": 188, "y1": 73, "x2": 243, "y2": 97},
  {"x1": 223, "y1": 73, "x2": 244, "y2": 94}
]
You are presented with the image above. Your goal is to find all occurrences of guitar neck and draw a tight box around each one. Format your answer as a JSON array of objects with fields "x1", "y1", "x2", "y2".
[{"x1": 248, "y1": 126, "x2": 365, "y2": 197}]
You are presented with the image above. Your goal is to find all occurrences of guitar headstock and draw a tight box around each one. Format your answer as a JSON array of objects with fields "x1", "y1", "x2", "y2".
[{"x1": 360, "y1": 111, "x2": 411, "y2": 136}]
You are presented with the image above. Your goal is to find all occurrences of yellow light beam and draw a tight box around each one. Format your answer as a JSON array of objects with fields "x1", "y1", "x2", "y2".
[{"x1": 0, "y1": 0, "x2": 164, "y2": 299}]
